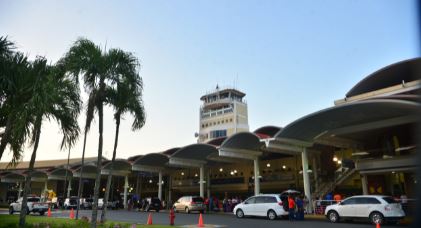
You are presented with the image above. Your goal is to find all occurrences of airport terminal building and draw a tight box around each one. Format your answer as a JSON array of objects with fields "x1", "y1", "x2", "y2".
[{"x1": 0, "y1": 58, "x2": 419, "y2": 211}]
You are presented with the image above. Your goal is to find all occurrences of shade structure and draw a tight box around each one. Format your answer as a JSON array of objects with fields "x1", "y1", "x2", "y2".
[
  {"x1": 273, "y1": 99, "x2": 420, "y2": 146},
  {"x1": 101, "y1": 159, "x2": 131, "y2": 176},
  {"x1": 346, "y1": 57, "x2": 421, "y2": 98}
]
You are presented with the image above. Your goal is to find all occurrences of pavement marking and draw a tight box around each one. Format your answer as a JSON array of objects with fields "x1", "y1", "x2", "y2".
[{"x1": 180, "y1": 225, "x2": 227, "y2": 228}]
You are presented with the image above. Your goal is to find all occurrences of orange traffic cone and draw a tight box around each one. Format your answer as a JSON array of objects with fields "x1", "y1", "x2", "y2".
[
  {"x1": 198, "y1": 213, "x2": 204, "y2": 227},
  {"x1": 376, "y1": 223, "x2": 380, "y2": 228},
  {"x1": 146, "y1": 213, "x2": 153, "y2": 225},
  {"x1": 69, "y1": 208, "x2": 75, "y2": 219},
  {"x1": 47, "y1": 207, "x2": 51, "y2": 217}
]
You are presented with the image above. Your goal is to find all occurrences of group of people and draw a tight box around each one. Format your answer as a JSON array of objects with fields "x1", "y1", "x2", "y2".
[
  {"x1": 204, "y1": 196, "x2": 221, "y2": 212},
  {"x1": 287, "y1": 195, "x2": 306, "y2": 221},
  {"x1": 222, "y1": 196, "x2": 242, "y2": 212}
]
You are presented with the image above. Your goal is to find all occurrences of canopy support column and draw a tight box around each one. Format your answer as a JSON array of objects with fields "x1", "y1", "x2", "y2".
[
  {"x1": 158, "y1": 171, "x2": 163, "y2": 200},
  {"x1": 361, "y1": 174, "x2": 368, "y2": 195},
  {"x1": 254, "y1": 158, "x2": 260, "y2": 195},
  {"x1": 200, "y1": 165, "x2": 204, "y2": 198},
  {"x1": 66, "y1": 179, "x2": 72, "y2": 199},
  {"x1": 302, "y1": 147, "x2": 312, "y2": 213},
  {"x1": 124, "y1": 175, "x2": 128, "y2": 209},
  {"x1": 18, "y1": 182, "x2": 23, "y2": 198},
  {"x1": 168, "y1": 175, "x2": 172, "y2": 209},
  {"x1": 312, "y1": 155, "x2": 319, "y2": 191},
  {"x1": 206, "y1": 168, "x2": 211, "y2": 199},
  {"x1": 42, "y1": 181, "x2": 48, "y2": 201}
]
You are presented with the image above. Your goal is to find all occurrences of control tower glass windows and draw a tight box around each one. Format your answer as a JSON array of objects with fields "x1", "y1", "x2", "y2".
[{"x1": 210, "y1": 130, "x2": 227, "y2": 139}]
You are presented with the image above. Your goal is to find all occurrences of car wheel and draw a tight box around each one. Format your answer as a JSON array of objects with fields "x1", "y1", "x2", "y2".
[
  {"x1": 328, "y1": 210, "x2": 339, "y2": 223},
  {"x1": 370, "y1": 212, "x2": 384, "y2": 225},
  {"x1": 236, "y1": 209, "x2": 244, "y2": 218},
  {"x1": 200, "y1": 210, "x2": 204, "y2": 214},
  {"x1": 185, "y1": 207, "x2": 190, "y2": 214},
  {"x1": 267, "y1": 210, "x2": 277, "y2": 220},
  {"x1": 156, "y1": 209, "x2": 160, "y2": 213},
  {"x1": 9, "y1": 207, "x2": 14, "y2": 215},
  {"x1": 26, "y1": 208, "x2": 30, "y2": 215},
  {"x1": 39, "y1": 211, "x2": 45, "y2": 216}
]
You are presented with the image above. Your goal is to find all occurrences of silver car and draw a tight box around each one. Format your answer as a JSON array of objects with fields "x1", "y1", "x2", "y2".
[{"x1": 173, "y1": 196, "x2": 206, "y2": 213}]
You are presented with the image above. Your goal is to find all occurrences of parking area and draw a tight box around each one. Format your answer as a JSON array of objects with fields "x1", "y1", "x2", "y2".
[{"x1": 0, "y1": 209, "x2": 407, "y2": 228}]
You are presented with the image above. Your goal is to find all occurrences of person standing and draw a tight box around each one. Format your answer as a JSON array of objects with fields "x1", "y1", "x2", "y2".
[
  {"x1": 288, "y1": 195, "x2": 295, "y2": 221},
  {"x1": 295, "y1": 196, "x2": 304, "y2": 220},
  {"x1": 333, "y1": 193, "x2": 342, "y2": 204}
]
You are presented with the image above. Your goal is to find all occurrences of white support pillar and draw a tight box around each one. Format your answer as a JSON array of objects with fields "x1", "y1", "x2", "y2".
[
  {"x1": 199, "y1": 165, "x2": 204, "y2": 198},
  {"x1": 158, "y1": 171, "x2": 163, "y2": 200},
  {"x1": 124, "y1": 175, "x2": 129, "y2": 209},
  {"x1": 168, "y1": 175, "x2": 172, "y2": 208},
  {"x1": 206, "y1": 169, "x2": 211, "y2": 199},
  {"x1": 312, "y1": 155, "x2": 319, "y2": 191},
  {"x1": 18, "y1": 182, "x2": 23, "y2": 198},
  {"x1": 361, "y1": 174, "x2": 368, "y2": 195},
  {"x1": 66, "y1": 179, "x2": 72, "y2": 198},
  {"x1": 253, "y1": 158, "x2": 260, "y2": 195},
  {"x1": 42, "y1": 181, "x2": 48, "y2": 201},
  {"x1": 302, "y1": 147, "x2": 312, "y2": 213}
]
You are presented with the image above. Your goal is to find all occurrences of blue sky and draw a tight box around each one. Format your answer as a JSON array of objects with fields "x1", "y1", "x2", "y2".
[{"x1": 0, "y1": 0, "x2": 419, "y2": 161}]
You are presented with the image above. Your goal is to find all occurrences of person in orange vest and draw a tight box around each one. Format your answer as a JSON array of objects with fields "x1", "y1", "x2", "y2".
[
  {"x1": 333, "y1": 193, "x2": 342, "y2": 203},
  {"x1": 288, "y1": 196, "x2": 295, "y2": 221}
]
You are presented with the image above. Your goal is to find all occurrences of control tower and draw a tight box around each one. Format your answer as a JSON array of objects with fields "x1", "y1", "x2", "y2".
[{"x1": 198, "y1": 86, "x2": 249, "y2": 143}]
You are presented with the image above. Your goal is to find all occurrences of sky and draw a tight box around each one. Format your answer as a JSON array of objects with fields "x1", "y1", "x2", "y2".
[{"x1": 0, "y1": 0, "x2": 419, "y2": 162}]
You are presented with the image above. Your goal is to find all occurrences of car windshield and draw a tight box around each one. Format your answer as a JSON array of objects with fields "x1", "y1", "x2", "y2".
[
  {"x1": 383, "y1": 197, "x2": 398, "y2": 204},
  {"x1": 27, "y1": 198, "x2": 40, "y2": 202},
  {"x1": 192, "y1": 197, "x2": 204, "y2": 203}
]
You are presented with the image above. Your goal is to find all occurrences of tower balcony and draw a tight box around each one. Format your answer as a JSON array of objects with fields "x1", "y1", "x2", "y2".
[{"x1": 200, "y1": 106, "x2": 233, "y2": 119}]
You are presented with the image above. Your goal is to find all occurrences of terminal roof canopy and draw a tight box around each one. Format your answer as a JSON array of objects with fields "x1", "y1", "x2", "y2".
[
  {"x1": 254, "y1": 126, "x2": 282, "y2": 139},
  {"x1": 220, "y1": 132, "x2": 263, "y2": 151},
  {"x1": 132, "y1": 153, "x2": 169, "y2": 167},
  {"x1": 346, "y1": 58, "x2": 421, "y2": 97},
  {"x1": 171, "y1": 144, "x2": 217, "y2": 160},
  {"x1": 47, "y1": 167, "x2": 73, "y2": 180},
  {"x1": 274, "y1": 99, "x2": 420, "y2": 144},
  {"x1": 0, "y1": 172, "x2": 25, "y2": 183}
]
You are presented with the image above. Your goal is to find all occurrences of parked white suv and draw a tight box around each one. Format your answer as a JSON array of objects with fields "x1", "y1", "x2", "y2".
[
  {"x1": 9, "y1": 196, "x2": 49, "y2": 215},
  {"x1": 233, "y1": 194, "x2": 288, "y2": 220},
  {"x1": 325, "y1": 195, "x2": 405, "y2": 224}
]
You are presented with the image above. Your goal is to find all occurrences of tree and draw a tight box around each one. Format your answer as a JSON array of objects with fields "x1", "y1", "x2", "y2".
[
  {"x1": 18, "y1": 57, "x2": 81, "y2": 227},
  {"x1": 74, "y1": 90, "x2": 96, "y2": 219},
  {"x1": 63, "y1": 38, "x2": 142, "y2": 227},
  {"x1": 0, "y1": 36, "x2": 33, "y2": 164},
  {"x1": 100, "y1": 49, "x2": 145, "y2": 222}
]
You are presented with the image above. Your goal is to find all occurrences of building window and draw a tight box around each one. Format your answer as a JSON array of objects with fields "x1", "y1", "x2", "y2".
[{"x1": 210, "y1": 130, "x2": 227, "y2": 138}]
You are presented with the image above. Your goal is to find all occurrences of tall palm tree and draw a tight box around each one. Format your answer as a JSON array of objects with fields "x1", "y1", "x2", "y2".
[
  {"x1": 0, "y1": 37, "x2": 33, "y2": 164},
  {"x1": 63, "y1": 38, "x2": 141, "y2": 227},
  {"x1": 18, "y1": 57, "x2": 81, "y2": 227},
  {"x1": 75, "y1": 91, "x2": 96, "y2": 219},
  {"x1": 100, "y1": 49, "x2": 145, "y2": 222}
]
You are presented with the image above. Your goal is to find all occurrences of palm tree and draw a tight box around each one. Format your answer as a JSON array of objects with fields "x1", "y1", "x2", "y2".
[
  {"x1": 18, "y1": 57, "x2": 81, "y2": 227},
  {"x1": 100, "y1": 49, "x2": 145, "y2": 222},
  {"x1": 0, "y1": 37, "x2": 33, "y2": 164},
  {"x1": 63, "y1": 38, "x2": 141, "y2": 227},
  {"x1": 75, "y1": 91, "x2": 96, "y2": 219}
]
